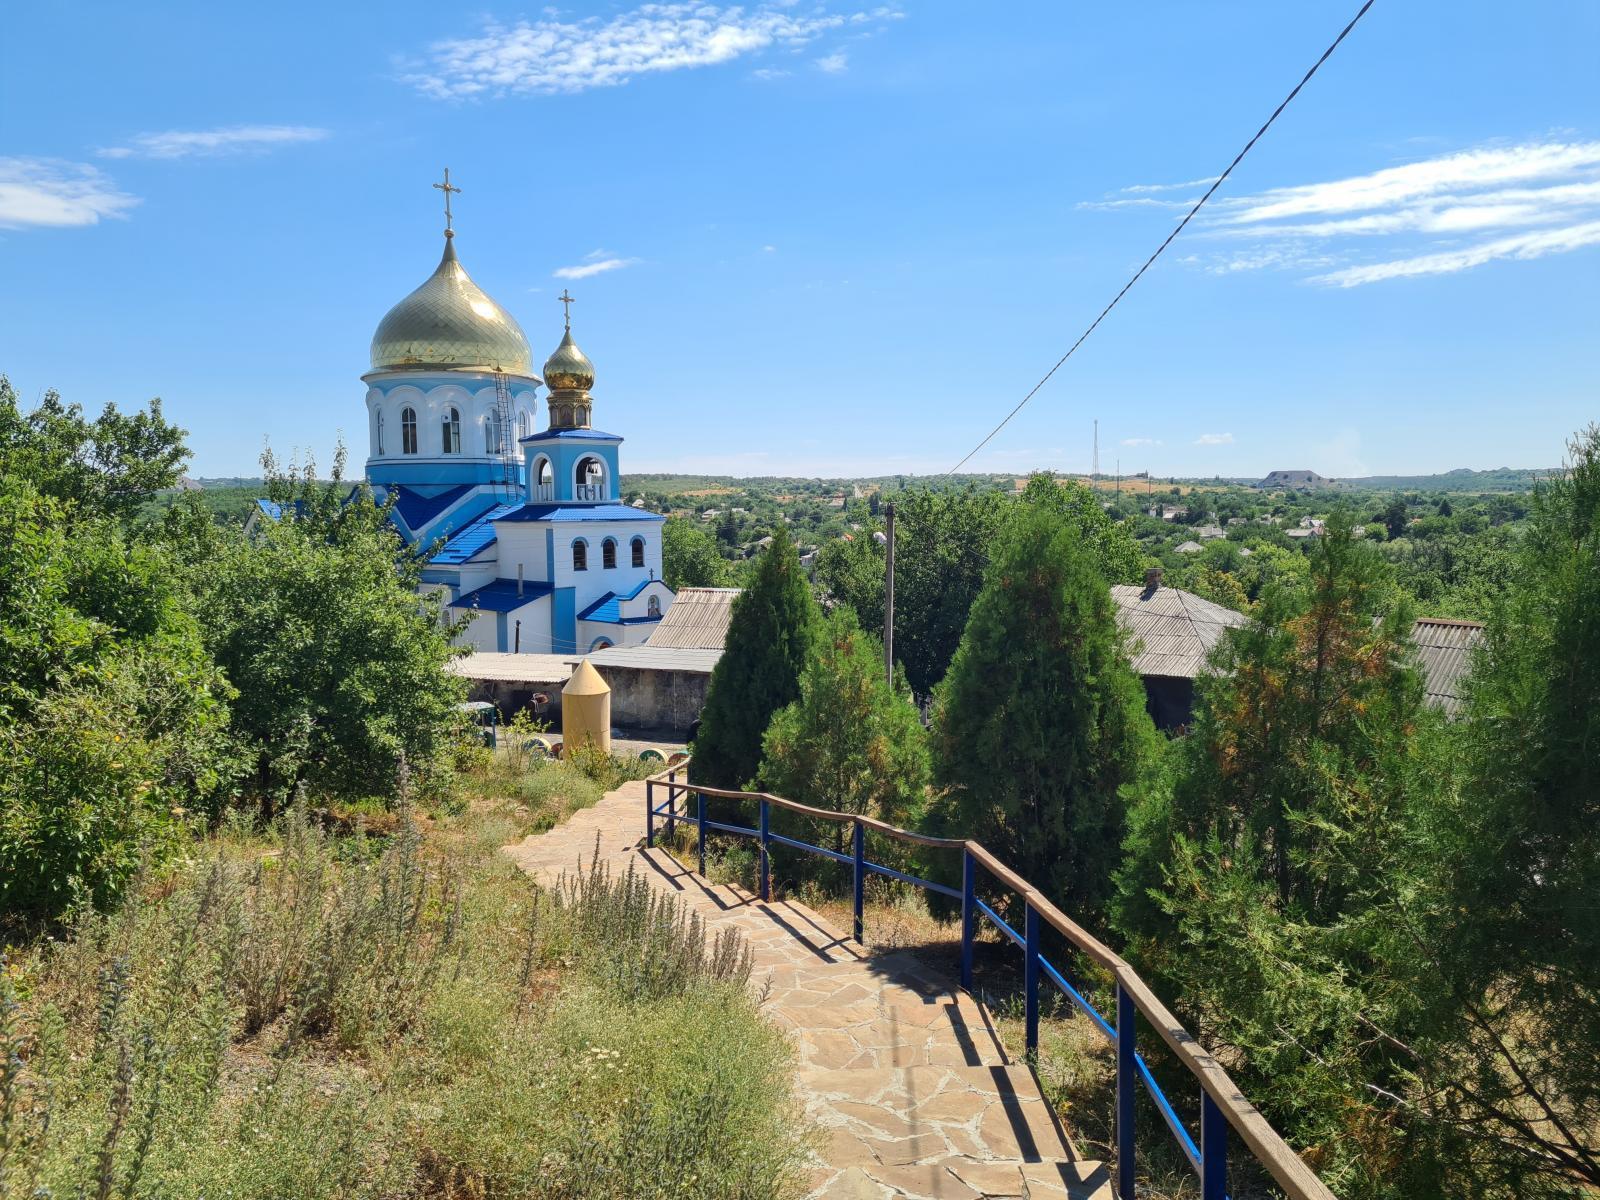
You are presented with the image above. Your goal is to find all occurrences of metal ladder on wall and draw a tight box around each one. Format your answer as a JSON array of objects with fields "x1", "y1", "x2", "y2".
[{"x1": 491, "y1": 372, "x2": 520, "y2": 499}]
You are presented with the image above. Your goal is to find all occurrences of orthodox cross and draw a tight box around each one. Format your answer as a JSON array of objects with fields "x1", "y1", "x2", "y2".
[
  {"x1": 432, "y1": 168, "x2": 461, "y2": 234},
  {"x1": 558, "y1": 288, "x2": 575, "y2": 331}
]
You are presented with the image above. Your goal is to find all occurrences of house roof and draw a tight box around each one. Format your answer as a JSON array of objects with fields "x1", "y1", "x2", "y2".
[
  {"x1": 1175, "y1": 540, "x2": 1204, "y2": 553},
  {"x1": 452, "y1": 578, "x2": 554, "y2": 613},
  {"x1": 646, "y1": 587, "x2": 740, "y2": 650},
  {"x1": 1111, "y1": 584, "x2": 1247, "y2": 680},
  {"x1": 446, "y1": 652, "x2": 573, "y2": 684},
  {"x1": 429, "y1": 503, "x2": 521, "y2": 564},
  {"x1": 1411, "y1": 617, "x2": 1484, "y2": 715},
  {"x1": 495, "y1": 502, "x2": 663, "y2": 523},
  {"x1": 568, "y1": 645, "x2": 724, "y2": 674}
]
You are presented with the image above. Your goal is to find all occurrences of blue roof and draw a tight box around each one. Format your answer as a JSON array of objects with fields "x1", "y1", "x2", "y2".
[
  {"x1": 252, "y1": 498, "x2": 306, "y2": 521},
  {"x1": 452, "y1": 578, "x2": 554, "y2": 613},
  {"x1": 429, "y1": 503, "x2": 521, "y2": 565},
  {"x1": 576, "y1": 578, "x2": 657, "y2": 622},
  {"x1": 519, "y1": 428, "x2": 624, "y2": 443},
  {"x1": 389, "y1": 484, "x2": 472, "y2": 531},
  {"x1": 496, "y1": 503, "x2": 664, "y2": 523}
]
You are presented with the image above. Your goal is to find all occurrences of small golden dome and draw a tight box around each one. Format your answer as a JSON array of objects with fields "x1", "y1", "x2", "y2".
[
  {"x1": 542, "y1": 329, "x2": 595, "y2": 392},
  {"x1": 370, "y1": 237, "x2": 533, "y2": 375}
]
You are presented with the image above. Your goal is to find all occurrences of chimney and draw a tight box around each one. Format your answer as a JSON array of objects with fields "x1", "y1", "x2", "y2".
[
  {"x1": 517, "y1": 563, "x2": 525, "y2": 598},
  {"x1": 1145, "y1": 567, "x2": 1163, "y2": 592}
]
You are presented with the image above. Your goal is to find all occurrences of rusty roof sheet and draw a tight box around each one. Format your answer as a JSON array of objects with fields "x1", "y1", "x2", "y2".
[
  {"x1": 1411, "y1": 618, "x2": 1484, "y2": 715},
  {"x1": 1111, "y1": 584, "x2": 1247, "y2": 680},
  {"x1": 646, "y1": 587, "x2": 741, "y2": 650}
]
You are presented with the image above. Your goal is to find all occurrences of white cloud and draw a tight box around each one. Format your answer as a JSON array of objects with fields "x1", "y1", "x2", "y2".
[
  {"x1": 0, "y1": 157, "x2": 139, "y2": 229},
  {"x1": 749, "y1": 66, "x2": 792, "y2": 81},
  {"x1": 410, "y1": 3, "x2": 897, "y2": 98},
  {"x1": 1090, "y1": 138, "x2": 1600, "y2": 287},
  {"x1": 99, "y1": 125, "x2": 328, "y2": 160},
  {"x1": 1119, "y1": 176, "x2": 1218, "y2": 195},
  {"x1": 814, "y1": 51, "x2": 848, "y2": 73},
  {"x1": 553, "y1": 250, "x2": 639, "y2": 280},
  {"x1": 1120, "y1": 437, "x2": 1162, "y2": 447},
  {"x1": 1195, "y1": 433, "x2": 1234, "y2": 446},
  {"x1": 762, "y1": 244, "x2": 777, "y2": 252}
]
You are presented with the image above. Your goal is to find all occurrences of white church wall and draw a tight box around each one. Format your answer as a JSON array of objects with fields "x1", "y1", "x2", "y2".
[{"x1": 493, "y1": 522, "x2": 549, "y2": 585}]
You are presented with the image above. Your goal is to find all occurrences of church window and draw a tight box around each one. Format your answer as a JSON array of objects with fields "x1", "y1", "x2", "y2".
[
  {"x1": 401, "y1": 407, "x2": 418, "y2": 454},
  {"x1": 518, "y1": 410, "x2": 532, "y2": 440},
  {"x1": 376, "y1": 411, "x2": 385, "y2": 456},
  {"x1": 631, "y1": 537, "x2": 645, "y2": 568},
  {"x1": 572, "y1": 539, "x2": 588, "y2": 571},
  {"x1": 486, "y1": 413, "x2": 502, "y2": 455},
  {"x1": 602, "y1": 538, "x2": 617, "y2": 570},
  {"x1": 647, "y1": 595, "x2": 661, "y2": 618},
  {"x1": 442, "y1": 407, "x2": 461, "y2": 454},
  {"x1": 536, "y1": 458, "x2": 553, "y2": 486}
]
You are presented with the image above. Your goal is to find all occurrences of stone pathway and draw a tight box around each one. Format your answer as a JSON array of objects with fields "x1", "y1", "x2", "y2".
[{"x1": 504, "y1": 781, "x2": 1110, "y2": 1200}]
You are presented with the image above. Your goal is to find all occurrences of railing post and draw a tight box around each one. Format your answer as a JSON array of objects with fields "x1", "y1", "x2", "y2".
[
  {"x1": 1024, "y1": 902, "x2": 1040, "y2": 1055},
  {"x1": 758, "y1": 798, "x2": 771, "y2": 902},
  {"x1": 1116, "y1": 981, "x2": 1136, "y2": 1200},
  {"x1": 1201, "y1": 1088, "x2": 1228, "y2": 1200},
  {"x1": 696, "y1": 787, "x2": 706, "y2": 877},
  {"x1": 646, "y1": 778, "x2": 655, "y2": 848},
  {"x1": 665, "y1": 768, "x2": 677, "y2": 841},
  {"x1": 851, "y1": 820, "x2": 865, "y2": 944},
  {"x1": 959, "y1": 849, "x2": 975, "y2": 991}
]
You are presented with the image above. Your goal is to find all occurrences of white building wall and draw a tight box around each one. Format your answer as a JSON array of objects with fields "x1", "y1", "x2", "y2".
[{"x1": 493, "y1": 522, "x2": 550, "y2": 587}]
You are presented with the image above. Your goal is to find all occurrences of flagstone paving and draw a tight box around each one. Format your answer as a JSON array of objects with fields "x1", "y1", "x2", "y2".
[{"x1": 505, "y1": 780, "x2": 1111, "y2": 1199}]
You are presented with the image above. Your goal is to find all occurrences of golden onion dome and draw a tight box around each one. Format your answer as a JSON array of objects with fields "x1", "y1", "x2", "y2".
[
  {"x1": 542, "y1": 329, "x2": 595, "y2": 391},
  {"x1": 369, "y1": 237, "x2": 534, "y2": 375}
]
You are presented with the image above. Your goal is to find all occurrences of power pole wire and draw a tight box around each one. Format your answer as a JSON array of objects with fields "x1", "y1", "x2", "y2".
[{"x1": 946, "y1": 0, "x2": 1378, "y2": 475}]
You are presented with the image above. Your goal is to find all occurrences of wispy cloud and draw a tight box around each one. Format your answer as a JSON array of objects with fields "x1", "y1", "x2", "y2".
[
  {"x1": 99, "y1": 125, "x2": 328, "y2": 160},
  {"x1": 409, "y1": 3, "x2": 899, "y2": 98},
  {"x1": 553, "y1": 249, "x2": 639, "y2": 280},
  {"x1": 1195, "y1": 433, "x2": 1234, "y2": 446},
  {"x1": 814, "y1": 51, "x2": 848, "y2": 73},
  {"x1": 1121, "y1": 437, "x2": 1162, "y2": 447},
  {"x1": 1086, "y1": 139, "x2": 1600, "y2": 286},
  {"x1": 0, "y1": 157, "x2": 139, "y2": 229}
]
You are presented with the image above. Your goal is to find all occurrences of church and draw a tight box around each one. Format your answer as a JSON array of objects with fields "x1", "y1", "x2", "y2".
[{"x1": 359, "y1": 175, "x2": 674, "y2": 656}]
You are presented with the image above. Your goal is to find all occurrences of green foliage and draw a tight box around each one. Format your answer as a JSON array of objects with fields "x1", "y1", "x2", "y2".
[
  {"x1": 661, "y1": 515, "x2": 731, "y2": 588},
  {"x1": 817, "y1": 476, "x2": 1145, "y2": 698},
  {"x1": 0, "y1": 799, "x2": 807, "y2": 1200},
  {"x1": 692, "y1": 525, "x2": 821, "y2": 788},
  {"x1": 929, "y1": 506, "x2": 1157, "y2": 928},
  {"x1": 759, "y1": 608, "x2": 929, "y2": 828},
  {"x1": 0, "y1": 375, "x2": 189, "y2": 524},
  {"x1": 180, "y1": 447, "x2": 467, "y2": 804}
]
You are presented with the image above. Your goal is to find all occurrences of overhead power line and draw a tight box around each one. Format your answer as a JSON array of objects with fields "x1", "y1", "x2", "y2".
[{"x1": 946, "y1": 0, "x2": 1378, "y2": 475}]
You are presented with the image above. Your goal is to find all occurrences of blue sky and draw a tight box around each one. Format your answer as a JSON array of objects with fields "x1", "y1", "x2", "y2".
[{"x1": 3, "y1": 1, "x2": 1597, "y2": 479}]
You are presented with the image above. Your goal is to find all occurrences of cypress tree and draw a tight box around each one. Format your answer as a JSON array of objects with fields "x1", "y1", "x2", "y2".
[
  {"x1": 691, "y1": 525, "x2": 820, "y2": 789},
  {"x1": 929, "y1": 506, "x2": 1156, "y2": 927}
]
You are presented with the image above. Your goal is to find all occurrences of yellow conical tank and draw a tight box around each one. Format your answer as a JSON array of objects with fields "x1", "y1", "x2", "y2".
[{"x1": 562, "y1": 659, "x2": 611, "y2": 754}]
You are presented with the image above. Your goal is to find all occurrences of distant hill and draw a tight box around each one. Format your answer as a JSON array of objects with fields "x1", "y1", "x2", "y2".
[{"x1": 1338, "y1": 467, "x2": 1552, "y2": 492}]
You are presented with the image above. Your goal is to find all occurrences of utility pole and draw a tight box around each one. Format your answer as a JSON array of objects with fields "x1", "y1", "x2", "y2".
[{"x1": 883, "y1": 502, "x2": 896, "y2": 686}]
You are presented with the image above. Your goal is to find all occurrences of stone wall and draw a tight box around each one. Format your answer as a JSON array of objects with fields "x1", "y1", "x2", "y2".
[{"x1": 588, "y1": 666, "x2": 711, "y2": 737}]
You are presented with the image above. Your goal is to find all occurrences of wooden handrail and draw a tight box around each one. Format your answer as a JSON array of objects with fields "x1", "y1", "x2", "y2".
[{"x1": 644, "y1": 758, "x2": 1336, "y2": 1200}]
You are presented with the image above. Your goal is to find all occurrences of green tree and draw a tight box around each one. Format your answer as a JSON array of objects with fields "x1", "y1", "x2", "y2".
[
  {"x1": 928, "y1": 506, "x2": 1157, "y2": 927},
  {"x1": 662, "y1": 516, "x2": 730, "y2": 589},
  {"x1": 759, "y1": 608, "x2": 929, "y2": 830},
  {"x1": 692, "y1": 526, "x2": 820, "y2": 789},
  {"x1": 181, "y1": 447, "x2": 467, "y2": 804},
  {"x1": 0, "y1": 376, "x2": 189, "y2": 523},
  {"x1": 1378, "y1": 494, "x2": 1410, "y2": 540}
]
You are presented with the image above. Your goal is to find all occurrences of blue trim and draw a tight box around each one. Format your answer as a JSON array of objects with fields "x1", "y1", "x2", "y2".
[
  {"x1": 497, "y1": 502, "x2": 662, "y2": 523},
  {"x1": 495, "y1": 611, "x2": 508, "y2": 652},
  {"x1": 453, "y1": 578, "x2": 553, "y2": 613},
  {"x1": 587, "y1": 635, "x2": 616, "y2": 652},
  {"x1": 552, "y1": 588, "x2": 577, "y2": 654},
  {"x1": 518, "y1": 428, "x2": 624, "y2": 443},
  {"x1": 390, "y1": 484, "x2": 472, "y2": 530}
]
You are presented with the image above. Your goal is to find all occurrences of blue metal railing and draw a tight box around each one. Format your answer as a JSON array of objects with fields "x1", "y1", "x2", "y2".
[{"x1": 643, "y1": 764, "x2": 1334, "y2": 1200}]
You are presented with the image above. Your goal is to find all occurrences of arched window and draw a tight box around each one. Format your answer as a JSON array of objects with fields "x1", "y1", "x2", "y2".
[
  {"x1": 572, "y1": 539, "x2": 588, "y2": 571},
  {"x1": 401, "y1": 407, "x2": 418, "y2": 454},
  {"x1": 486, "y1": 412, "x2": 503, "y2": 455},
  {"x1": 535, "y1": 458, "x2": 553, "y2": 486},
  {"x1": 630, "y1": 536, "x2": 645, "y2": 568},
  {"x1": 518, "y1": 410, "x2": 532, "y2": 440},
  {"x1": 601, "y1": 538, "x2": 617, "y2": 570},
  {"x1": 576, "y1": 456, "x2": 605, "y2": 500},
  {"x1": 376, "y1": 411, "x2": 385, "y2": 456},
  {"x1": 442, "y1": 407, "x2": 461, "y2": 454},
  {"x1": 647, "y1": 595, "x2": 661, "y2": 618}
]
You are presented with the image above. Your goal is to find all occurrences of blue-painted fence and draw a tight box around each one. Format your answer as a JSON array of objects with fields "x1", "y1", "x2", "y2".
[{"x1": 645, "y1": 763, "x2": 1335, "y2": 1200}]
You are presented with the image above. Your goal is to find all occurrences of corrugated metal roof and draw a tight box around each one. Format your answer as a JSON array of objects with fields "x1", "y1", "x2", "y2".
[
  {"x1": 446, "y1": 652, "x2": 573, "y2": 684},
  {"x1": 1411, "y1": 617, "x2": 1484, "y2": 715},
  {"x1": 569, "y1": 646, "x2": 724, "y2": 673},
  {"x1": 452, "y1": 578, "x2": 554, "y2": 613},
  {"x1": 647, "y1": 587, "x2": 740, "y2": 649},
  {"x1": 429, "y1": 503, "x2": 520, "y2": 564},
  {"x1": 1111, "y1": 584, "x2": 1247, "y2": 680},
  {"x1": 496, "y1": 502, "x2": 662, "y2": 523}
]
